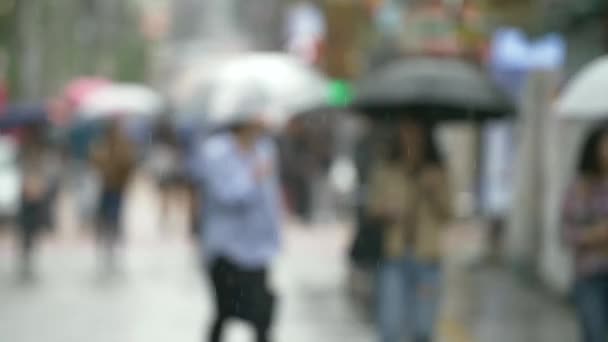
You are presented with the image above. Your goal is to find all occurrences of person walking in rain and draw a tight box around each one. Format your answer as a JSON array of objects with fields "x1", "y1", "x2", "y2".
[
  {"x1": 367, "y1": 120, "x2": 452, "y2": 342},
  {"x1": 563, "y1": 124, "x2": 608, "y2": 342},
  {"x1": 149, "y1": 117, "x2": 181, "y2": 230},
  {"x1": 190, "y1": 99, "x2": 281, "y2": 342},
  {"x1": 348, "y1": 120, "x2": 389, "y2": 307},
  {"x1": 17, "y1": 123, "x2": 53, "y2": 281},
  {"x1": 90, "y1": 118, "x2": 136, "y2": 275},
  {"x1": 279, "y1": 118, "x2": 315, "y2": 222}
]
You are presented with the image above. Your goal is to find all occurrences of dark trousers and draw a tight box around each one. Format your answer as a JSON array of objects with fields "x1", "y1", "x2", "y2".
[
  {"x1": 96, "y1": 190, "x2": 124, "y2": 272},
  {"x1": 97, "y1": 190, "x2": 124, "y2": 241},
  {"x1": 575, "y1": 273, "x2": 608, "y2": 342},
  {"x1": 207, "y1": 258, "x2": 274, "y2": 342},
  {"x1": 284, "y1": 177, "x2": 312, "y2": 222},
  {"x1": 19, "y1": 200, "x2": 44, "y2": 270}
]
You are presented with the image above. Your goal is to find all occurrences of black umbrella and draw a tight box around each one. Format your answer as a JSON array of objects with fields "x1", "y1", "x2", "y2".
[{"x1": 352, "y1": 57, "x2": 513, "y2": 121}]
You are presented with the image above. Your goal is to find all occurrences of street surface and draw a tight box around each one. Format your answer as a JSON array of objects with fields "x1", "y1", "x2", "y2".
[{"x1": 0, "y1": 176, "x2": 579, "y2": 342}]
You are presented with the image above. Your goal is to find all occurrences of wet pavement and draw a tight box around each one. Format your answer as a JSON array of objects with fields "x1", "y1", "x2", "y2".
[
  {"x1": 0, "y1": 176, "x2": 373, "y2": 342},
  {"x1": 439, "y1": 222, "x2": 578, "y2": 342},
  {"x1": 472, "y1": 267, "x2": 578, "y2": 342},
  {"x1": 0, "y1": 226, "x2": 374, "y2": 342},
  {"x1": 0, "y1": 176, "x2": 580, "y2": 342}
]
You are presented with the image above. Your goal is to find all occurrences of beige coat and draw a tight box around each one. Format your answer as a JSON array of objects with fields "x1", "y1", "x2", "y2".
[
  {"x1": 91, "y1": 136, "x2": 135, "y2": 192},
  {"x1": 367, "y1": 161, "x2": 453, "y2": 261}
]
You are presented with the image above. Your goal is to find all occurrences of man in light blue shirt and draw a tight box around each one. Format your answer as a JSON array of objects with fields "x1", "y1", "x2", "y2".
[{"x1": 189, "y1": 114, "x2": 282, "y2": 342}]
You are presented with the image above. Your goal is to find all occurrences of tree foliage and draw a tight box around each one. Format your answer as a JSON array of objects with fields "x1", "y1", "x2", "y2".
[{"x1": 5, "y1": 0, "x2": 150, "y2": 100}]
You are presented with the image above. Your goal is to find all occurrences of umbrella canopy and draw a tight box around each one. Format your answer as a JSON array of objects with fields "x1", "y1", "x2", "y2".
[
  {"x1": 352, "y1": 57, "x2": 513, "y2": 121},
  {"x1": 556, "y1": 56, "x2": 608, "y2": 120},
  {"x1": 0, "y1": 104, "x2": 48, "y2": 130},
  {"x1": 171, "y1": 54, "x2": 235, "y2": 105},
  {"x1": 63, "y1": 77, "x2": 111, "y2": 110},
  {"x1": 188, "y1": 52, "x2": 329, "y2": 130},
  {"x1": 79, "y1": 83, "x2": 164, "y2": 120}
]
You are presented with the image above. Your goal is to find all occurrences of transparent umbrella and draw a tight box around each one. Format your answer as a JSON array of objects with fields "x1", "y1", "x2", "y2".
[
  {"x1": 187, "y1": 52, "x2": 329, "y2": 130},
  {"x1": 556, "y1": 56, "x2": 608, "y2": 120},
  {"x1": 78, "y1": 83, "x2": 165, "y2": 120}
]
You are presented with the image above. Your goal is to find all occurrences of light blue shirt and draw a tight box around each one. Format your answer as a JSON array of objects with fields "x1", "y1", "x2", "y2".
[{"x1": 189, "y1": 133, "x2": 282, "y2": 269}]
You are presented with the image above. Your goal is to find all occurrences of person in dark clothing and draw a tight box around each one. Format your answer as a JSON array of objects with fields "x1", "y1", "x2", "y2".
[
  {"x1": 17, "y1": 123, "x2": 51, "y2": 281},
  {"x1": 279, "y1": 119, "x2": 315, "y2": 221},
  {"x1": 349, "y1": 123, "x2": 389, "y2": 268},
  {"x1": 279, "y1": 115, "x2": 334, "y2": 223},
  {"x1": 150, "y1": 118, "x2": 181, "y2": 229}
]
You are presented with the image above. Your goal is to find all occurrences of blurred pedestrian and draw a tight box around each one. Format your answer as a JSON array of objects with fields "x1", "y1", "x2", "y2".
[
  {"x1": 350, "y1": 121, "x2": 390, "y2": 268},
  {"x1": 279, "y1": 115, "x2": 334, "y2": 223},
  {"x1": 17, "y1": 123, "x2": 53, "y2": 281},
  {"x1": 68, "y1": 119, "x2": 104, "y2": 229},
  {"x1": 175, "y1": 119, "x2": 204, "y2": 238},
  {"x1": 279, "y1": 119, "x2": 315, "y2": 221},
  {"x1": 348, "y1": 121, "x2": 389, "y2": 311},
  {"x1": 367, "y1": 120, "x2": 452, "y2": 342},
  {"x1": 90, "y1": 118, "x2": 136, "y2": 275},
  {"x1": 149, "y1": 117, "x2": 181, "y2": 229},
  {"x1": 40, "y1": 126, "x2": 63, "y2": 234},
  {"x1": 563, "y1": 124, "x2": 608, "y2": 342},
  {"x1": 190, "y1": 112, "x2": 281, "y2": 342}
]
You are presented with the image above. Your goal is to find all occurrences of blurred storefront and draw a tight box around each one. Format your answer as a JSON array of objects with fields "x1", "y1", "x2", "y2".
[
  {"x1": 482, "y1": 0, "x2": 538, "y2": 33},
  {"x1": 320, "y1": 0, "x2": 496, "y2": 75},
  {"x1": 400, "y1": 0, "x2": 464, "y2": 57},
  {"x1": 320, "y1": 0, "x2": 370, "y2": 80},
  {"x1": 283, "y1": 1, "x2": 326, "y2": 65},
  {"x1": 485, "y1": 25, "x2": 568, "y2": 289},
  {"x1": 492, "y1": 0, "x2": 608, "y2": 294},
  {"x1": 547, "y1": 0, "x2": 607, "y2": 78}
]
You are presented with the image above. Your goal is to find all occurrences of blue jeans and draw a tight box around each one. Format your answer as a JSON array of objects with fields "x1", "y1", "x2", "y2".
[
  {"x1": 377, "y1": 256, "x2": 442, "y2": 342},
  {"x1": 97, "y1": 190, "x2": 124, "y2": 241},
  {"x1": 574, "y1": 274, "x2": 608, "y2": 342}
]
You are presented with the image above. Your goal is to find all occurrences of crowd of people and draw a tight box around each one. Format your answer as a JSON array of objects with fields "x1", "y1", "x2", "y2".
[
  {"x1": 14, "y1": 118, "x2": 139, "y2": 279},
  {"x1": 5, "y1": 101, "x2": 320, "y2": 341},
  {"x1": 5, "y1": 101, "x2": 608, "y2": 342}
]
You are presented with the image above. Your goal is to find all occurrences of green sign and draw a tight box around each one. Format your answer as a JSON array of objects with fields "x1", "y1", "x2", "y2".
[{"x1": 327, "y1": 80, "x2": 353, "y2": 107}]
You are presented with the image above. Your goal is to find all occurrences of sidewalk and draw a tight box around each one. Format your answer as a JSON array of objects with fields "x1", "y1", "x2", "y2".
[
  {"x1": 471, "y1": 266, "x2": 578, "y2": 342},
  {"x1": 0, "y1": 180, "x2": 375, "y2": 342},
  {"x1": 440, "y1": 221, "x2": 579, "y2": 342},
  {"x1": 0, "y1": 176, "x2": 581, "y2": 342}
]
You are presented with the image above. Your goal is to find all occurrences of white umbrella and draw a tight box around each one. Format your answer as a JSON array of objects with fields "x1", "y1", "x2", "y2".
[
  {"x1": 202, "y1": 52, "x2": 329, "y2": 130},
  {"x1": 198, "y1": 82, "x2": 269, "y2": 131},
  {"x1": 171, "y1": 54, "x2": 236, "y2": 105},
  {"x1": 557, "y1": 56, "x2": 608, "y2": 119},
  {"x1": 171, "y1": 57, "x2": 230, "y2": 127},
  {"x1": 79, "y1": 83, "x2": 164, "y2": 119}
]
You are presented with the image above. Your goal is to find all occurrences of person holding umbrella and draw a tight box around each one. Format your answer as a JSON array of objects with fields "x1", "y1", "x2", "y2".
[
  {"x1": 367, "y1": 119, "x2": 452, "y2": 342},
  {"x1": 189, "y1": 94, "x2": 281, "y2": 342},
  {"x1": 350, "y1": 56, "x2": 511, "y2": 342},
  {"x1": 90, "y1": 118, "x2": 136, "y2": 275},
  {"x1": 17, "y1": 122, "x2": 53, "y2": 281}
]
